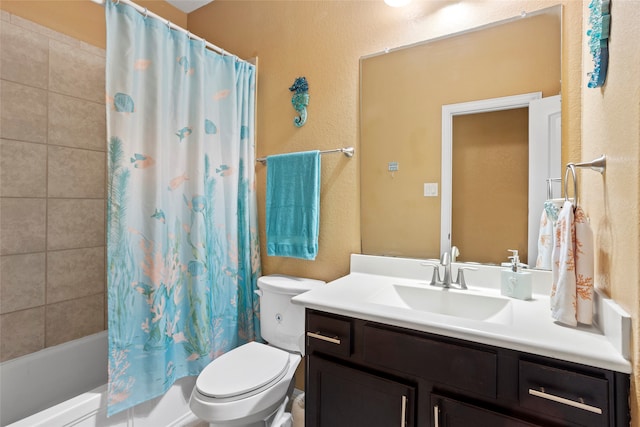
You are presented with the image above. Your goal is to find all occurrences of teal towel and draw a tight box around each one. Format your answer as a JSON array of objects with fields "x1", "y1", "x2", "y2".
[{"x1": 266, "y1": 150, "x2": 321, "y2": 260}]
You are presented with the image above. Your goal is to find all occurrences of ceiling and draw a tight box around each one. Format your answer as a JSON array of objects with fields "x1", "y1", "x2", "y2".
[{"x1": 166, "y1": 0, "x2": 214, "y2": 13}]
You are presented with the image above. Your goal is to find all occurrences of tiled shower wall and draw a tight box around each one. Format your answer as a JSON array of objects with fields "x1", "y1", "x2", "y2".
[{"x1": 0, "y1": 12, "x2": 107, "y2": 361}]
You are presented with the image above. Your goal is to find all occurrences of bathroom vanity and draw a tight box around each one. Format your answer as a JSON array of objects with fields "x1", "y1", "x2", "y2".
[
  {"x1": 305, "y1": 309, "x2": 628, "y2": 426},
  {"x1": 292, "y1": 255, "x2": 631, "y2": 427}
]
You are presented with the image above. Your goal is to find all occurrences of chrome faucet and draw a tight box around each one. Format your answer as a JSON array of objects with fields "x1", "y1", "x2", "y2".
[
  {"x1": 422, "y1": 246, "x2": 475, "y2": 290},
  {"x1": 440, "y1": 250, "x2": 452, "y2": 288}
]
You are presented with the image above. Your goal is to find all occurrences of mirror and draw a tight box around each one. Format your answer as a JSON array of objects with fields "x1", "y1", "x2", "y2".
[{"x1": 360, "y1": 6, "x2": 561, "y2": 267}]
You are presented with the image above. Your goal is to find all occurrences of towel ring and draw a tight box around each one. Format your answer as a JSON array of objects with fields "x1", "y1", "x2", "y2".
[{"x1": 564, "y1": 164, "x2": 578, "y2": 205}]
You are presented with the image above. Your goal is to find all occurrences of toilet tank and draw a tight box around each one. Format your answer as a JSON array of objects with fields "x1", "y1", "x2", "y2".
[{"x1": 257, "y1": 275, "x2": 325, "y2": 355}]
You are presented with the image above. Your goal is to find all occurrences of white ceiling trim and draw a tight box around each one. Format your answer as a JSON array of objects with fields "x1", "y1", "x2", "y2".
[{"x1": 166, "y1": 0, "x2": 214, "y2": 13}]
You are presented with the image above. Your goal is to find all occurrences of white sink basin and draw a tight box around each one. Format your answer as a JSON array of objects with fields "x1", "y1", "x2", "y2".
[{"x1": 366, "y1": 284, "x2": 513, "y2": 324}]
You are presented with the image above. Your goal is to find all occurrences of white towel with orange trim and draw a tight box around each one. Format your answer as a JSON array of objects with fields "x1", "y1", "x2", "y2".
[
  {"x1": 550, "y1": 201, "x2": 594, "y2": 326},
  {"x1": 536, "y1": 201, "x2": 560, "y2": 269}
]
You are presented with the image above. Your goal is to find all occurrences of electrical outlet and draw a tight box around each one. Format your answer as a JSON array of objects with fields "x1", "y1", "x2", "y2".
[{"x1": 424, "y1": 183, "x2": 438, "y2": 197}]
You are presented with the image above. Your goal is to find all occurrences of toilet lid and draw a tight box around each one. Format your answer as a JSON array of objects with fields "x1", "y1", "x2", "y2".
[{"x1": 196, "y1": 342, "x2": 290, "y2": 399}]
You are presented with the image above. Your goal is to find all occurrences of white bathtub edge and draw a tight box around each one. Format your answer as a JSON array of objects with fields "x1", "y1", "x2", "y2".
[
  {"x1": 7, "y1": 378, "x2": 202, "y2": 427},
  {"x1": 2, "y1": 330, "x2": 203, "y2": 427},
  {"x1": 0, "y1": 331, "x2": 109, "y2": 425},
  {"x1": 6, "y1": 385, "x2": 107, "y2": 427}
]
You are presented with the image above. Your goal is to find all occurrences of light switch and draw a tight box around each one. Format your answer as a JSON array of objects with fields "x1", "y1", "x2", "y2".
[{"x1": 424, "y1": 182, "x2": 438, "y2": 197}]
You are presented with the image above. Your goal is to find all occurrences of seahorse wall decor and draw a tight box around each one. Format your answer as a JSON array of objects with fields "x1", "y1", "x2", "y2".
[{"x1": 289, "y1": 77, "x2": 309, "y2": 127}]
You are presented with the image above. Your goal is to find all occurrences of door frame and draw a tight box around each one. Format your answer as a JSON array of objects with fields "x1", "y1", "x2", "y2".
[{"x1": 440, "y1": 92, "x2": 543, "y2": 262}]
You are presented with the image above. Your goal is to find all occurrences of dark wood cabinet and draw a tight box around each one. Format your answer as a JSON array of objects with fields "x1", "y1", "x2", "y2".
[
  {"x1": 307, "y1": 355, "x2": 415, "y2": 427},
  {"x1": 305, "y1": 309, "x2": 630, "y2": 427},
  {"x1": 431, "y1": 394, "x2": 542, "y2": 427}
]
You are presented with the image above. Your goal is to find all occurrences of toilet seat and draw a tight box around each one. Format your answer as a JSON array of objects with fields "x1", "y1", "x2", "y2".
[{"x1": 195, "y1": 342, "x2": 290, "y2": 400}]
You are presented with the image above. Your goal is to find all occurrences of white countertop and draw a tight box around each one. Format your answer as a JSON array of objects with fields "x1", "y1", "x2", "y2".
[{"x1": 292, "y1": 254, "x2": 632, "y2": 374}]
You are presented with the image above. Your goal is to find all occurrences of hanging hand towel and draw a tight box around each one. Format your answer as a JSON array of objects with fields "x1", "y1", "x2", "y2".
[
  {"x1": 536, "y1": 200, "x2": 560, "y2": 269},
  {"x1": 574, "y1": 205, "x2": 594, "y2": 324},
  {"x1": 266, "y1": 150, "x2": 321, "y2": 260},
  {"x1": 550, "y1": 201, "x2": 594, "y2": 326},
  {"x1": 551, "y1": 201, "x2": 577, "y2": 326}
]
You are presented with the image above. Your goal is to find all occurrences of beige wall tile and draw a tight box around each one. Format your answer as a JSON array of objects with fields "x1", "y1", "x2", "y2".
[
  {"x1": 80, "y1": 41, "x2": 105, "y2": 58},
  {"x1": 0, "y1": 80, "x2": 48, "y2": 144},
  {"x1": 45, "y1": 294, "x2": 104, "y2": 347},
  {"x1": 0, "y1": 139, "x2": 47, "y2": 197},
  {"x1": 0, "y1": 198, "x2": 46, "y2": 255},
  {"x1": 47, "y1": 247, "x2": 105, "y2": 304},
  {"x1": 0, "y1": 307, "x2": 45, "y2": 362},
  {"x1": 9, "y1": 14, "x2": 82, "y2": 48},
  {"x1": 0, "y1": 13, "x2": 109, "y2": 363},
  {"x1": 48, "y1": 146, "x2": 105, "y2": 198},
  {"x1": 47, "y1": 199, "x2": 105, "y2": 250},
  {"x1": 49, "y1": 39, "x2": 104, "y2": 103},
  {"x1": 0, "y1": 253, "x2": 46, "y2": 314},
  {"x1": 0, "y1": 21, "x2": 49, "y2": 89},
  {"x1": 48, "y1": 92, "x2": 106, "y2": 151}
]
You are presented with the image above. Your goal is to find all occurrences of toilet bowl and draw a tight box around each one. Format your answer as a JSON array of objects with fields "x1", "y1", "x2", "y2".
[
  {"x1": 190, "y1": 342, "x2": 301, "y2": 427},
  {"x1": 189, "y1": 275, "x2": 324, "y2": 427}
]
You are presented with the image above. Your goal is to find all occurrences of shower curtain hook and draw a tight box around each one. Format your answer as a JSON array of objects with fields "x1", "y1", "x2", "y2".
[
  {"x1": 115, "y1": 0, "x2": 120, "y2": 5},
  {"x1": 166, "y1": 19, "x2": 171, "y2": 28},
  {"x1": 143, "y1": 7, "x2": 148, "y2": 18}
]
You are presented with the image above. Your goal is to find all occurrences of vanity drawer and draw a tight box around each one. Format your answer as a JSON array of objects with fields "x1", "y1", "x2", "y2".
[
  {"x1": 519, "y1": 360, "x2": 610, "y2": 426},
  {"x1": 363, "y1": 325, "x2": 497, "y2": 399},
  {"x1": 306, "y1": 311, "x2": 352, "y2": 358}
]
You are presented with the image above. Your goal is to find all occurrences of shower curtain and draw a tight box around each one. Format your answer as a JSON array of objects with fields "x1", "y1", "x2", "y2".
[{"x1": 105, "y1": 1, "x2": 261, "y2": 415}]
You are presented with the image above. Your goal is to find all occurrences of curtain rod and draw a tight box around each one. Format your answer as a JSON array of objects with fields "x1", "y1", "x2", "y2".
[
  {"x1": 92, "y1": 0, "x2": 249, "y2": 64},
  {"x1": 256, "y1": 147, "x2": 355, "y2": 164}
]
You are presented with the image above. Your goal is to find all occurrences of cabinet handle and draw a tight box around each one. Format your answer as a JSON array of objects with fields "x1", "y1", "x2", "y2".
[
  {"x1": 400, "y1": 395, "x2": 407, "y2": 426},
  {"x1": 306, "y1": 331, "x2": 341, "y2": 345},
  {"x1": 528, "y1": 388, "x2": 603, "y2": 414},
  {"x1": 433, "y1": 404, "x2": 440, "y2": 427}
]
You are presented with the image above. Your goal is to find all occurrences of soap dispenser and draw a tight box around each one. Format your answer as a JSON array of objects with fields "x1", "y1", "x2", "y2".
[{"x1": 500, "y1": 250, "x2": 532, "y2": 300}]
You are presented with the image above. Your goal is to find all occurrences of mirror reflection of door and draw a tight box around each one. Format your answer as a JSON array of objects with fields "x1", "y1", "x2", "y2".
[{"x1": 452, "y1": 109, "x2": 529, "y2": 264}]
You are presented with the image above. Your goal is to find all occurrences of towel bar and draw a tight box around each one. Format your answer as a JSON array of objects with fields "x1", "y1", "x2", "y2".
[{"x1": 256, "y1": 147, "x2": 354, "y2": 164}]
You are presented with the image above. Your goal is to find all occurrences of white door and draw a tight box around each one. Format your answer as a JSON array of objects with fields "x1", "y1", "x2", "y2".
[{"x1": 528, "y1": 95, "x2": 561, "y2": 267}]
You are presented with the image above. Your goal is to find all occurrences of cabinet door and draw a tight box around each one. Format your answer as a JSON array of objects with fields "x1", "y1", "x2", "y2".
[
  {"x1": 307, "y1": 355, "x2": 415, "y2": 427},
  {"x1": 431, "y1": 394, "x2": 543, "y2": 427}
]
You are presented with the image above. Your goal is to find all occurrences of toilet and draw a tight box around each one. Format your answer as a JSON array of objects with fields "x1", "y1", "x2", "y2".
[{"x1": 189, "y1": 274, "x2": 324, "y2": 427}]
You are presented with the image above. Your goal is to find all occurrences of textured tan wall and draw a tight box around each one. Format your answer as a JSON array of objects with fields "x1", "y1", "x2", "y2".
[
  {"x1": 3, "y1": 0, "x2": 636, "y2": 421},
  {"x1": 189, "y1": 1, "x2": 638, "y2": 420},
  {"x1": 188, "y1": 0, "x2": 582, "y2": 282},
  {"x1": 580, "y1": 0, "x2": 640, "y2": 420},
  {"x1": 0, "y1": 0, "x2": 187, "y2": 49}
]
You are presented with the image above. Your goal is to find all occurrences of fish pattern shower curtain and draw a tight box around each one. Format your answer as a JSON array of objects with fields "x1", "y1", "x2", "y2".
[{"x1": 105, "y1": 1, "x2": 261, "y2": 415}]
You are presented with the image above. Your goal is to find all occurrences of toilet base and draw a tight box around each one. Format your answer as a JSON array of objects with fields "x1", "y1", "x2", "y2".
[{"x1": 207, "y1": 396, "x2": 293, "y2": 427}]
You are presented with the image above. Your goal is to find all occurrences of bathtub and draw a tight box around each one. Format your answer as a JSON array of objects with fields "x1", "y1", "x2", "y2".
[{"x1": 1, "y1": 331, "x2": 203, "y2": 427}]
